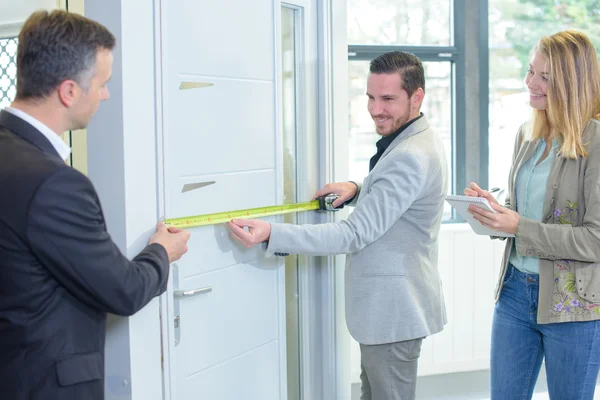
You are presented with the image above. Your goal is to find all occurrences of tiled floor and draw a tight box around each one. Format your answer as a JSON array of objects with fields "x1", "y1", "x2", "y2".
[{"x1": 350, "y1": 366, "x2": 600, "y2": 399}]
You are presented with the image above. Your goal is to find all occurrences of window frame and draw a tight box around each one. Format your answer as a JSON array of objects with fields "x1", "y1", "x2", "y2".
[{"x1": 347, "y1": 0, "x2": 489, "y2": 222}]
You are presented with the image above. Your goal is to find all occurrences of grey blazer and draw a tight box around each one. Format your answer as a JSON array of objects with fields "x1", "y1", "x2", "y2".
[{"x1": 266, "y1": 116, "x2": 449, "y2": 344}]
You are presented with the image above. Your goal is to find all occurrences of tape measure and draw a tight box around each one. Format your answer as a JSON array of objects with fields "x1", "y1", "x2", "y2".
[{"x1": 164, "y1": 194, "x2": 341, "y2": 229}]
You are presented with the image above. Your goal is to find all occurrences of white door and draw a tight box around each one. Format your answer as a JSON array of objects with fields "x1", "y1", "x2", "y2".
[
  {"x1": 159, "y1": 0, "x2": 287, "y2": 399},
  {"x1": 158, "y1": 0, "x2": 325, "y2": 398}
]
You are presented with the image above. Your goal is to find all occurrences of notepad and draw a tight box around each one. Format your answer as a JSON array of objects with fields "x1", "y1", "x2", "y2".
[{"x1": 445, "y1": 195, "x2": 515, "y2": 237}]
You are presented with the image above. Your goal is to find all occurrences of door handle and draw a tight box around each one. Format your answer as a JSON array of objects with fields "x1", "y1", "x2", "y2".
[
  {"x1": 174, "y1": 287, "x2": 212, "y2": 298},
  {"x1": 171, "y1": 263, "x2": 212, "y2": 347}
]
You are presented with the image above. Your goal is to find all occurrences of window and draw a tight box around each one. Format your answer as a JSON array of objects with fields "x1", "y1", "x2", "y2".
[
  {"x1": 348, "y1": 0, "x2": 452, "y2": 46},
  {"x1": 348, "y1": 61, "x2": 452, "y2": 187},
  {"x1": 348, "y1": 0, "x2": 474, "y2": 221},
  {"x1": 0, "y1": 36, "x2": 74, "y2": 166},
  {"x1": 0, "y1": 37, "x2": 18, "y2": 109},
  {"x1": 488, "y1": 0, "x2": 600, "y2": 190}
]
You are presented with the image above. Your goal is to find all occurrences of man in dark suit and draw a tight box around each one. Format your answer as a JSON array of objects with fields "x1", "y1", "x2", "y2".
[{"x1": 0, "y1": 10, "x2": 190, "y2": 400}]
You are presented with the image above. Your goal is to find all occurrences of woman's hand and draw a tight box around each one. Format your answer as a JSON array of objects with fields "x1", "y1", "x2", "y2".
[
  {"x1": 464, "y1": 182, "x2": 499, "y2": 205},
  {"x1": 468, "y1": 202, "x2": 520, "y2": 235}
]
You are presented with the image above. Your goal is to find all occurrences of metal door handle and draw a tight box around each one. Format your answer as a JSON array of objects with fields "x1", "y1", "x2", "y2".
[{"x1": 174, "y1": 287, "x2": 212, "y2": 298}]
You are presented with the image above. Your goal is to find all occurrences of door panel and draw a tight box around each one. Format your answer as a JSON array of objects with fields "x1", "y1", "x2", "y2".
[
  {"x1": 167, "y1": 77, "x2": 275, "y2": 176},
  {"x1": 165, "y1": 0, "x2": 273, "y2": 80},
  {"x1": 170, "y1": 222, "x2": 277, "y2": 278},
  {"x1": 160, "y1": 1, "x2": 285, "y2": 399},
  {"x1": 179, "y1": 341, "x2": 281, "y2": 399},
  {"x1": 178, "y1": 264, "x2": 279, "y2": 372},
  {"x1": 169, "y1": 170, "x2": 276, "y2": 219}
]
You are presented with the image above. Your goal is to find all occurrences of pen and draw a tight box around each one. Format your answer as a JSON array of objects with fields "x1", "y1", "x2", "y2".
[{"x1": 479, "y1": 187, "x2": 500, "y2": 197}]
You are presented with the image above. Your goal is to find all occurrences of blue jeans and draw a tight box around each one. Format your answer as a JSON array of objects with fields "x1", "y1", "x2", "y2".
[{"x1": 491, "y1": 264, "x2": 600, "y2": 400}]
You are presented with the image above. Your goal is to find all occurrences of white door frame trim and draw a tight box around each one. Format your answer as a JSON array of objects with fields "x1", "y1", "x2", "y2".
[
  {"x1": 316, "y1": 1, "x2": 350, "y2": 399},
  {"x1": 154, "y1": 0, "x2": 172, "y2": 398},
  {"x1": 279, "y1": 0, "x2": 350, "y2": 399}
]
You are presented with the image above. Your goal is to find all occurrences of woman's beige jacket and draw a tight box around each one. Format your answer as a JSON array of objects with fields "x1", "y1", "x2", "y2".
[{"x1": 497, "y1": 119, "x2": 600, "y2": 323}]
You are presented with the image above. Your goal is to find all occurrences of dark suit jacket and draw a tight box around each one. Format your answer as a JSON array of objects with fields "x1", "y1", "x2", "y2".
[{"x1": 0, "y1": 110, "x2": 170, "y2": 400}]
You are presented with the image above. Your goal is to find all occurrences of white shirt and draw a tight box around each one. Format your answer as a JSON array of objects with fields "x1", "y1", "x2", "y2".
[{"x1": 4, "y1": 107, "x2": 71, "y2": 161}]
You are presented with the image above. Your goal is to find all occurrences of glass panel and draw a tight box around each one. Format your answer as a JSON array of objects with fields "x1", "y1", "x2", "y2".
[
  {"x1": 488, "y1": 0, "x2": 600, "y2": 190},
  {"x1": 0, "y1": 36, "x2": 73, "y2": 166},
  {"x1": 348, "y1": 60, "x2": 453, "y2": 220},
  {"x1": 281, "y1": 6, "x2": 301, "y2": 400},
  {"x1": 0, "y1": 38, "x2": 18, "y2": 109},
  {"x1": 347, "y1": 0, "x2": 452, "y2": 46}
]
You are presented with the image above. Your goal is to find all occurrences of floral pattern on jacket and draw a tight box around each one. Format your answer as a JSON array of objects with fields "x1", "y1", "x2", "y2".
[{"x1": 551, "y1": 201, "x2": 600, "y2": 315}]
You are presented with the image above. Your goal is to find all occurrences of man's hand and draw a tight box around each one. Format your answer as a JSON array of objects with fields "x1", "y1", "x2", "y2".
[
  {"x1": 149, "y1": 222, "x2": 191, "y2": 263},
  {"x1": 227, "y1": 219, "x2": 271, "y2": 248},
  {"x1": 463, "y1": 182, "x2": 499, "y2": 205},
  {"x1": 312, "y1": 181, "x2": 358, "y2": 208}
]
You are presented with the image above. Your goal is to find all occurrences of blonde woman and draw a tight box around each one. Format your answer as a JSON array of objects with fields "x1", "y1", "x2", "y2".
[{"x1": 466, "y1": 30, "x2": 600, "y2": 399}]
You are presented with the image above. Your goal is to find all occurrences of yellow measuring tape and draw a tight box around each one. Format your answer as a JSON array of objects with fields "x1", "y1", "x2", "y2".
[{"x1": 164, "y1": 200, "x2": 321, "y2": 229}]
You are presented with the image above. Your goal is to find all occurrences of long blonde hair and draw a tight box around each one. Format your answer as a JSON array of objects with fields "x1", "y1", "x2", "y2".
[{"x1": 528, "y1": 30, "x2": 600, "y2": 158}]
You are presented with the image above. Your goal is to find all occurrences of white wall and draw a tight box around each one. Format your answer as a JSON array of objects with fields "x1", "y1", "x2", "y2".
[
  {"x1": 350, "y1": 223, "x2": 506, "y2": 382},
  {"x1": 84, "y1": 1, "x2": 163, "y2": 399}
]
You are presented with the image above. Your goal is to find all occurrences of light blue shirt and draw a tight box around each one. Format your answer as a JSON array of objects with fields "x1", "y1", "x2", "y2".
[{"x1": 510, "y1": 139, "x2": 558, "y2": 274}]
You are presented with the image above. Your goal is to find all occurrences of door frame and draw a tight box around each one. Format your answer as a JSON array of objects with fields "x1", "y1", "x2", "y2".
[
  {"x1": 58, "y1": 0, "x2": 88, "y2": 174},
  {"x1": 278, "y1": 1, "x2": 319, "y2": 398},
  {"x1": 154, "y1": 0, "x2": 171, "y2": 398},
  {"x1": 154, "y1": 0, "x2": 349, "y2": 399},
  {"x1": 314, "y1": 1, "x2": 350, "y2": 399},
  {"x1": 277, "y1": 0, "x2": 351, "y2": 399},
  {"x1": 314, "y1": 0, "x2": 351, "y2": 400}
]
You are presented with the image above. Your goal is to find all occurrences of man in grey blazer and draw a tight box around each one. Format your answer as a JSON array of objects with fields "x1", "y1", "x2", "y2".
[{"x1": 229, "y1": 51, "x2": 448, "y2": 400}]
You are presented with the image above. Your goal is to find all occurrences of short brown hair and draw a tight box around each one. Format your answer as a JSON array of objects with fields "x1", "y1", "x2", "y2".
[
  {"x1": 16, "y1": 10, "x2": 115, "y2": 100},
  {"x1": 369, "y1": 51, "x2": 425, "y2": 96}
]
